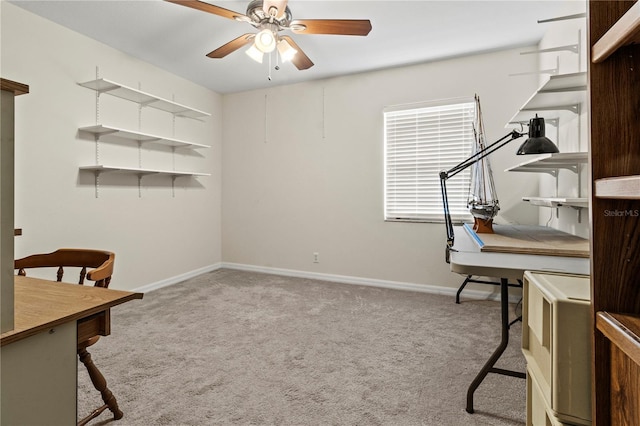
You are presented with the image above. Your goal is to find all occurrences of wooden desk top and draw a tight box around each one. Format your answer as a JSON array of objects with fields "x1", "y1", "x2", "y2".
[{"x1": 1, "y1": 276, "x2": 142, "y2": 347}]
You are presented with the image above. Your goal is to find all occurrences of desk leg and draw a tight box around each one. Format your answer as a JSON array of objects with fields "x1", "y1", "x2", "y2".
[
  {"x1": 466, "y1": 278, "x2": 525, "y2": 414},
  {"x1": 455, "y1": 276, "x2": 473, "y2": 304}
]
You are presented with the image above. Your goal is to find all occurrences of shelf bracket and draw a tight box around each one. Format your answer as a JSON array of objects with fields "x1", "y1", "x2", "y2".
[
  {"x1": 537, "y1": 12, "x2": 586, "y2": 23},
  {"x1": 94, "y1": 170, "x2": 100, "y2": 199},
  {"x1": 541, "y1": 169, "x2": 559, "y2": 177},
  {"x1": 520, "y1": 29, "x2": 583, "y2": 72},
  {"x1": 520, "y1": 43, "x2": 579, "y2": 56},
  {"x1": 522, "y1": 103, "x2": 580, "y2": 115},
  {"x1": 137, "y1": 174, "x2": 143, "y2": 198}
]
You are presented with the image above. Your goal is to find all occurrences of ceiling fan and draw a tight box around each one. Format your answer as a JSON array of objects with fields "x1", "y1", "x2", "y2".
[{"x1": 165, "y1": 0, "x2": 372, "y2": 70}]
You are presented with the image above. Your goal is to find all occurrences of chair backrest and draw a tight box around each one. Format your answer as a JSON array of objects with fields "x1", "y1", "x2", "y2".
[{"x1": 15, "y1": 248, "x2": 115, "y2": 288}]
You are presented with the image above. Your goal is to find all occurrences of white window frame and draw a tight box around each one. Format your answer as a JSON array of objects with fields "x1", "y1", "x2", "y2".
[{"x1": 384, "y1": 98, "x2": 475, "y2": 223}]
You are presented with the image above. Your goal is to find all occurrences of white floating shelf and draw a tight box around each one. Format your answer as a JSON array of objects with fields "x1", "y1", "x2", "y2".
[
  {"x1": 523, "y1": 196, "x2": 589, "y2": 208},
  {"x1": 506, "y1": 152, "x2": 588, "y2": 173},
  {"x1": 508, "y1": 72, "x2": 587, "y2": 125},
  {"x1": 595, "y1": 175, "x2": 640, "y2": 199},
  {"x1": 79, "y1": 124, "x2": 210, "y2": 149},
  {"x1": 78, "y1": 78, "x2": 211, "y2": 119},
  {"x1": 80, "y1": 165, "x2": 210, "y2": 177}
]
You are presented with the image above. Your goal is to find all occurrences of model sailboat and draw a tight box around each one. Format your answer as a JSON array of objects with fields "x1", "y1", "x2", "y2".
[{"x1": 467, "y1": 95, "x2": 499, "y2": 233}]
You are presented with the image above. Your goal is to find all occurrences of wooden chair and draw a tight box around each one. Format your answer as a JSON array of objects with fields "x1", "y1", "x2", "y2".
[{"x1": 15, "y1": 248, "x2": 122, "y2": 425}]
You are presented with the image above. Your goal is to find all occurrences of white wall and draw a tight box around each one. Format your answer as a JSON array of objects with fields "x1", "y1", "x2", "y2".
[
  {"x1": 222, "y1": 48, "x2": 540, "y2": 289},
  {"x1": 536, "y1": 3, "x2": 589, "y2": 239},
  {"x1": 2, "y1": 2, "x2": 586, "y2": 294},
  {"x1": 1, "y1": 3, "x2": 222, "y2": 291}
]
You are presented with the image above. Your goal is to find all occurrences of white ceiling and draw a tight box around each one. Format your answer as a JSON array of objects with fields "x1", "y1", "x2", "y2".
[{"x1": 10, "y1": 0, "x2": 585, "y2": 94}]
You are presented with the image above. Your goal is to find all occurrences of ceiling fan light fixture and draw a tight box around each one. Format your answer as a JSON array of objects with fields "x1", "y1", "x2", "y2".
[
  {"x1": 245, "y1": 44, "x2": 264, "y2": 63},
  {"x1": 277, "y1": 38, "x2": 297, "y2": 62},
  {"x1": 255, "y1": 28, "x2": 276, "y2": 53}
]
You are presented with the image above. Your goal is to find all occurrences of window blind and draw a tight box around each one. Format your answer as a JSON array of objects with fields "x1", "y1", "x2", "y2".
[{"x1": 384, "y1": 99, "x2": 475, "y2": 222}]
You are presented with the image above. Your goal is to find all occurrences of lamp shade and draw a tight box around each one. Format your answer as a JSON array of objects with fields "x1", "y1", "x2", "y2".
[
  {"x1": 255, "y1": 29, "x2": 276, "y2": 53},
  {"x1": 516, "y1": 115, "x2": 559, "y2": 155},
  {"x1": 277, "y1": 38, "x2": 297, "y2": 62},
  {"x1": 245, "y1": 44, "x2": 264, "y2": 63}
]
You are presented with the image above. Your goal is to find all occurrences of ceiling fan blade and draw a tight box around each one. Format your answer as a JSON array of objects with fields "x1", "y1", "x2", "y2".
[
  {"x1": 263, "y1": 0, "x2": 288, "y2": 19},
  {"x1": 165, "y1": 0, "x2": 247, "y2": 21},
  {"x1": 281, "y1": 36, "x2": 314, "y2": 70},
  {"x1": 206, "y1": 34, "x2": 254, "y2": 58},
  {"x1": 290, "y1": 19, "x2": 372, "y2": 36}
]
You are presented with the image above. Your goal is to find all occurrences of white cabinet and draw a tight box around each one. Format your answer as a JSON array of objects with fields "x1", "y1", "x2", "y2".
[
  {"x1": 1, "y1": 322, "x2": 77, "y2": 425},
  {"x1": 522, "y1": 271, "x2": 591, "y2": 425},
  {"x1": 1, "y1": 78, "x2": 28, "y2": 334},
  {"x1": 78, "y1": 77, "x2": 211, "y2": 190}
]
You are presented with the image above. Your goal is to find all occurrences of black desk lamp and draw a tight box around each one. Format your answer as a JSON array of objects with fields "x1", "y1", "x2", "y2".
[
  {"x1": 517, "y1": 115, "x2": 559, "y2": 155},
  {"x1": 439, "y1": 115, "x2": 559, "y2": 260}
]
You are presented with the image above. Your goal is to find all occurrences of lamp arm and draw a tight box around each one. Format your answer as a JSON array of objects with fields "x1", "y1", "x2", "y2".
[
  {"x1": 445, "y1": 129, "x2": 523, "y2": 180},
  {"x1": 439, "y1": 129, "x2": 524, "y2": 257},
  {"x1": 440, "y1": 173, "x2": 455, "y2": 252}
]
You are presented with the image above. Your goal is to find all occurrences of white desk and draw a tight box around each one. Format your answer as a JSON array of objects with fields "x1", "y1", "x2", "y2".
[
  {"x1": 450, "y1": 225, "x2": 589, "y2": 280},
  {"x1": 449, "y1": 225, "x2": 589, "y2": 414}
]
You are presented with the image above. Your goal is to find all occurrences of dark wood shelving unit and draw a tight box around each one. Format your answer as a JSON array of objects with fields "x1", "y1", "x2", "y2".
[{"x1": 589, "y1": 1, "x2": 640, "y2": 424}]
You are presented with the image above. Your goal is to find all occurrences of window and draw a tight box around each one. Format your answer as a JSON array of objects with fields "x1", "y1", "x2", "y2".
[{"x1": 384, "y1": 99, "x2": 475, "y2": 222}]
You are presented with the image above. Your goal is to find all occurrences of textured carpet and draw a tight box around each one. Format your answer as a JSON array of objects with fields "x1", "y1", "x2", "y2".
[{"x1": 78, "y1": 269, "x2": 525, "y2": 425}]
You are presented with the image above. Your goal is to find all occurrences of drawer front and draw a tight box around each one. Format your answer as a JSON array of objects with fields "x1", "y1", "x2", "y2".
[
  {"x1": 552, "y1": 300, "x2": 591, "y2": 424},
  {"x1": 77, "y1": 309, "x2": 111, "y2": 344},
  {"x1": 523, "y1": 272, "x2": 592, "y2": 425},
  {"x1": 527, "y1": 367, "x2": 567, "y2": 426},
  {"x1": 523, "y1": 279, "x2": 552, "y2": 397}
]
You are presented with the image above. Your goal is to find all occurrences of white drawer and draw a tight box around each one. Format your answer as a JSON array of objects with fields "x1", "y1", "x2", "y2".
[
  {"x1": 527, "y1": 366, "x2": 572, "y2": 426},
  {"x1": 522, "y1": 271, "x2": 591, "y2": 425}
]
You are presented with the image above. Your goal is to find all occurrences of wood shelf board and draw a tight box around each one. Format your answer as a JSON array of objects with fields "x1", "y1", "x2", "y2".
[
  {"x1": 596, "y1": 311, "x2": 640, "y2": 366},
  {"x1": 507, "y1": 72, "x2": 586, "y2": 124},
  {"x1": 464, "y1": 223, "x2": 589, "y2": 258},
  {"x1": 0, "y1": 78, "x2": 29, "y2": 96},
  {"x1": 522, "y1": 196, "x2": 588, "y2": 208},
  {"x1": 79, "y1": 124, "x2": 210, "y2": 149},
  {"x1": 506, "y1": 152, "x2": 588, "y2": 173},
  {"x1": 79, "y1": 165, "x2": 210, "y2": 177},
  {"x1": 78, "y1": 78, "x2": 211, "y2": 118},
  {"x1": 595, "y1": 175, "x2": 640, "y2": 199},
  {"x1": 592, "y1": 1, "x2": 640, "y2": 63}
]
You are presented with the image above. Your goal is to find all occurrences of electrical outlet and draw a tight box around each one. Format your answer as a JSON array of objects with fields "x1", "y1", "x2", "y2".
[{"x1": 313, "y1": 252, "x2": 320, "y2": 263}]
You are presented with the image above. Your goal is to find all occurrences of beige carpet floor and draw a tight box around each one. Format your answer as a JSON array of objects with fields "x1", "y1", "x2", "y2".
[{"x1": 78, "y1": 269, "x2": 525, "y2": 425}]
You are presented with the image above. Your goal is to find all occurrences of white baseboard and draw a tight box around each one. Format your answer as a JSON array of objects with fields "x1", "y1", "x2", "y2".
[
  {"x1": 221, "y1": 262, "x2": 521, "y2": 303},
  {"x1": 134, "y1": 263, "x2": 223, "y2": 293},
  {"x1": 134, "y1": 261, "x2": 521, "y2": 304}
]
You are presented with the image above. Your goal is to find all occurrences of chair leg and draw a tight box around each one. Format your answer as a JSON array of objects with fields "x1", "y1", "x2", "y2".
[{"x1": 78, "y1": 347, "x2": 123, "y2": 424}]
